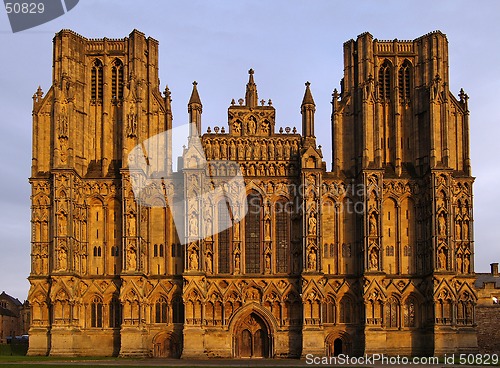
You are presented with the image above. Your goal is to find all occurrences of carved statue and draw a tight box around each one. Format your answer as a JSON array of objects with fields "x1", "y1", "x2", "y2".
[
  {"x1": 456, "y1": 254, "x2": 463, "y2": 273},
  {"x1": 308, "y1": 213, "x2": 317, "y2": 235},
  {"x1": 268, "y1": 141, "x2": 275, "y2": 160},
  {"x1": 220, "y1": 140, "x2": 227, "y2": 159},
  {"x1": 234, "y1": 221, "x2": 240, "y2": 240},
  {"x1": 234, "y1": 253, "x2": 241, "y2": 271},
  {"x1": 213, "y1": 140, "x2": 220, "y2": 160},
  {"x1": 369, "y1": 212, "x2": 378, "y2": 236},
  {"x1": 126, "y1": 107, "x2": 138, "y2": 137},
  {"x1": 265, "y1": 253, "x2": 271, "y2": 272},
  {"x1": 189, "y1": 250, "x2": 199, "y2": 270},
  {"x1": 204, "y1": 140, "x2": 212, "y2": 159},
  {"x1": 229, "y1": 140, "x2": 236, "y2": 160},
  {"x1": 264, "y1": 218, "x2": 271, "y2": 240},
  {"x1": 276, "y1": 141, "x2": 283, "y2": 159},
  {"x1": 455, "y1": 219, "x2": 461, "y2": 239},
  {"x1": 463, "y1": 255, "x2": 470, "y2": 273},
  {"x1": 58, "y1": 213, "x2": 67, "y2": 235},
  {"x1": 58, "y1": 247, "x2": 67, "y2": 271},
  {"x1": 308, "y1": 249, "x2": 317, "y2": 270},
  {"x1": 245, "y1": 143, "x2": 252, "y2": 160},
  {"x1": 232, "y1": 121, "x2": 241, "y2": 134},
  {"x1": 438, "y1": 248, "x2": 447, "y2": 269},
  {"x1": 127, "y1": 214, "x2": 136, "y2": 237},
  {"x1": 189, "y1": 214, "x2": 198, "y2": 237},
  {"x1": 463, "y1": 220, "x2": 469, "y2": 240},
  {"x1": 370, "y1": 249, "x2": 378, "y2": 269},
  {"x1": 438, "y1": 213, "x2": 447, "y2": 237},
  {"x1": 127, "y1": 247, "x2": 137, "y2": 270},
  {"x1": 248, "y1": 117, "x2": 256, "y2": 135},
  {"x1": 253, "y1": 142, "x2": 261, "y2": 160},
  {"x1": 206, "y1": 252, "x2": 213, "y2": 273}
]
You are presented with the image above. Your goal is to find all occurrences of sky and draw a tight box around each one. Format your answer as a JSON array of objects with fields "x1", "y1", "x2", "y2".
[{"x1": 0, "y1": 0, "x2": 499, "y2": 300}]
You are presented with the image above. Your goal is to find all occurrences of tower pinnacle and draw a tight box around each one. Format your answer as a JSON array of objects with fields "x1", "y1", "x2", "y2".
[{"x1": 245, "y1": 69, "x2": 258, "y2": 108}]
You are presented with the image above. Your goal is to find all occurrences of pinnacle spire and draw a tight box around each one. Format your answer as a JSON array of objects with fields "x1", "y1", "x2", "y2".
[
  {"x1": 301, "y1": 81, "x2": 315, "y2": 106},
  {"x1": 188, "y1": 81, "x2": 202, "y2": 106},
  {"x1": 245, "y1": 69, "x2": 258, "y2": 108}
]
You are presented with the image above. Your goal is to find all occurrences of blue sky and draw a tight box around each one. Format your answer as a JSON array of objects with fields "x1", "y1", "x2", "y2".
[{"x1": 0, "y1": 0, "x2": 499, "y2": 299}]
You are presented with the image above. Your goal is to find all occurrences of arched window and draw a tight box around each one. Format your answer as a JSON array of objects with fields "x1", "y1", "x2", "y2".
[
  {"x1": 323, "y1": 296, "x2": 336, "y2": 324},
  {"x1": 404, "y1": 297, "x2": 417, "y2": 327},
  {"x1": 217, "y1": 199, "x2": 232, "y2": 274},
  {"x1": 340, "y1": 297, "x2": 352, "y2": 324},
  {"x1": 155, "y1": 296, "x2": 168, "y2": 323},
  {"x1": 93, "y1": 246, "x2": 102, "y2": 257},
  {"x1": 386, "y1": 297, "x2": 400, "y2": 328},
  {"x1": 398, "y1": 60, "x2": 411, "y2": 101},
  {"x1": 159, "y1": 244, "x2": 164, "y2": 257},
  {"x1": 91, "y1": 59, "x2": 103, "y2": 101},
  {"x1": 245, "y1": 192, "x2": 262, "y2": 274},
  {"x1": 111, "y1": 59, "x2": 124, "y2": 100},
  {"x1": 172, "y1": 295, "x2": 184, "y2": 323},
  {"x1": 275, "y1": 198, "x2": 290, "y2": 273},
  {"x1": 378, "y1": 60, "x2": 391, "y2": 101},
  {"x1": 91, "y1": 296, "x2": 103, "y2": 328},
  {"x1": 154, "y1": 244, "x2": 158, "y2": 257},
  {"x1": 109, "y1": 297, "x2": 121, "y2": 328}
]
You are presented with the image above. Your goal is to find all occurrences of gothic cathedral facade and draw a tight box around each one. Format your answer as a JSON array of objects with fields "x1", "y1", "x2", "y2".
[{"x1": 28, "y1": 30, "x2": 477, "y2": 357}]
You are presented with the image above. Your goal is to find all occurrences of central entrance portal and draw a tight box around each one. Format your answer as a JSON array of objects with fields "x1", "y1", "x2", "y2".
[{"x1": 236, "y1": 313, "x2": 269, "y2": 358}]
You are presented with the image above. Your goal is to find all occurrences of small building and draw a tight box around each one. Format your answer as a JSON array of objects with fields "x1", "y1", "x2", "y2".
[
  {"x1": 0, "y1": 292, "x2": 29, "y2": 344},
  {"x1": 475, "y1": 263, "x2": 500, "y2": 354}
]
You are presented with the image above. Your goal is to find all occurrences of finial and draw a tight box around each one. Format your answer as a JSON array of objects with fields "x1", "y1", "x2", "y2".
[
  {"x1": 231, "y1": 98, "x2": 236, "y2": 106},
  {"x1": 238, "y1": 98, "x2": 244, "y2": 106},
  {"x1": 260, "y1": 99, "x2": 265, "y2": 106},
  {"x1": 305, "y1": 81, "x2": 311, "y2": 88},
  {"x1": 249, "y1": 69, "x2": 254, "y2": 75},
  {"x1": 193, "y1": 81, "x2": 198, "y2": 86},
  {"x1": 268, "y1": 99, "x2": 272, "y2": 106},
  {"x1": 164, "y1": 85, "x2": 171, "y2": 97}
]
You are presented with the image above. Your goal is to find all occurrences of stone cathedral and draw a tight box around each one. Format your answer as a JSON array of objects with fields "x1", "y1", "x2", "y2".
[{"x1": 28, "y1": 29, "x2": 478, "y2": 358}]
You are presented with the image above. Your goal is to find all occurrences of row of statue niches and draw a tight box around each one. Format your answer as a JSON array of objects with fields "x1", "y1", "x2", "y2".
[
  {"x1": 207, "y1": 162, "x2": 298, "y2": 177},
  {"x1": 203, "y1": 138, "x2": 300, "y2": 161}
]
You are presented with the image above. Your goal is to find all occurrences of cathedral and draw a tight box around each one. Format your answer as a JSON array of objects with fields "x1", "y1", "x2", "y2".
[{"x1": 27, "y1": 29, "x2": 478, "y2": 358}]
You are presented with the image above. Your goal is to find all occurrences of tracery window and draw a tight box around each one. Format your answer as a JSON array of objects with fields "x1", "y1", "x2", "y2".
[
  {"x1": 403, "y1": 297, "x2": 416, "y2": 327},
  {"x1": 245, "y1": 192, "x2": 262, "y2": 274},
  {"x1": 93, "y1": 246, "x2": 102, "y2": 257},
  {"x1": 323, "y1": 296, "x2": 336, "y2": 324},
  {"x1": 91, "y1": 59, "x2": 103, "y2": 101},
  {"x1": 91, "y1": 296, "x2": 103, "y2": 328},
  {"x1": 111, "y1": 59, "x2": 124, "y2": 100},
  {"x1": 386, "y1": 297, "x2": 400, "y2": 328},
  {"x1": 218, "y1": 200, "x2": 232, "y2": 274},
  {"x1": 109, "y1": 297, "x2": 121, "y2": 328},
  {"x1": 340, "y1": 297, "x2": 352, "y2": 323},
  {"x1": 155, "y1": 296, "x2": 168, "y2": 323},
  {"x1": 398, "y1": 60, "x2": 411, "y2": 101},
  {"x1": 275, "y1": 198, "x2": 290, "y2": 273},
  {"x1": 378, "y1": 60, "x2": 391, "y2": 101},
  {"x1": 172, "y1": 295, "x2": 184, "y2": 323}
]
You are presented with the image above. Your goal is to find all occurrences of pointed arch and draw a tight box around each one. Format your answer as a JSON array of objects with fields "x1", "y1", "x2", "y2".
[
  {"x1": 245, "y1": 191, "x2": 262, "y2": 274},
  {"x1": 398, "y1": 59, "x2": 412, "y2": 101},
  {"x1": 378, "y1": 59, "x2": 392, "y2": 100},
  {"x1": 111, "y1": 58, "x2": 124, "y2": 100},
  {"x1": 275, "y1": 196, "x2": 290, "y2": 273},
  {"x1": 91, "y1": 59, "x2": 103, "y2": 101}
]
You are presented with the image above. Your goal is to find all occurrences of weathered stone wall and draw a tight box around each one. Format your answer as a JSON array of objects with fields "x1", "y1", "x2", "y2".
[{"x1": 476, "y1": 306, "x2": 500, "y2": 354}]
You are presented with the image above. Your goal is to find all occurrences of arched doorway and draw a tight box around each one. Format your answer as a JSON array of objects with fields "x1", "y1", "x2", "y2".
[
  {"x1": 153, "y1": 333, "x2": 181, "y2": 358},
  {"x1": 333, "y1": 338, "x2": 343, "y2": 356},
  {"x1": 235, "y1": 313, "x2": 270, "y2": 358},
  {"x1": 326, "y1": 332, "x2": 351, "y2": 357}
]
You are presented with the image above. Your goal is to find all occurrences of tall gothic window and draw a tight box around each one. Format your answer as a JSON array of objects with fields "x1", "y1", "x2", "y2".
[
  {"x1": 111, "y1": 59, "x2": 124, "y2": 100},
  {"x1": 245, "y1": 192, "x2": 262, "y2": 274},
  {"x1": 218, "y1": 200, "x2": 232, "y2": 274},
  {"x1": 403, "y1": 297, "x2": 417, "y2": 327},
  {"x1": 378, "y1": 60, "x2": 391, "y2": 101},
  {"x1": 323, "y1": 296, "x2": 336, "y2": 324},
  {"x1": 275, "y1": 198, "x2": 290, "y2": 273},
  {"x1": 398, "y1": 60, "x2": 411, "y2": 101},
  {"x1": 386, "y1": 297, "x2": 400, "y2": 328},
  {"x1": 340, "y1": 296, "x2": 352, "y2": 323},
  {"x1": 155, "y1": 296, "x2": 168, "y2": 323},
  {"x1": 91, "y1": 59, "x2": 103, "y2": 101},
  {"x1": 172, "y1": 295, "x2": 184, "y2": 323},
  {"x1": 91, "y1": 296, "x2": 103, "y2": 328},
  {"x1": 109, "y1": 297, "x2": 121, "y2": 328}
]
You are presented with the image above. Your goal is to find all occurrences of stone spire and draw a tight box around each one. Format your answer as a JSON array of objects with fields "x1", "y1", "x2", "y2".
[
  {"x1": 245, "y1": 69, "x2": 258, "y2": 108},
  {"x1": 188, "y1": 81, "x2": 202, "y2": 136},
  {"x1": 301, "y1": 81, "x2": 316, "y2": 137}
]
